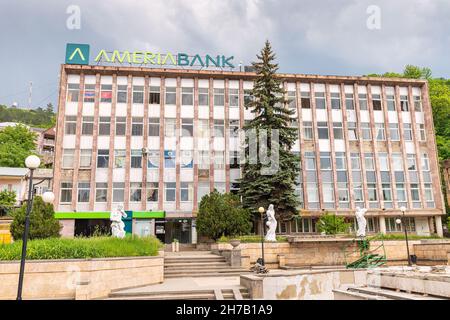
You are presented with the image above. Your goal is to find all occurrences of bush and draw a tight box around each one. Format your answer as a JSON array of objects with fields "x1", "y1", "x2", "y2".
[
  {"x1": 10, "y1": 196, "x2": 61, "y2": 240},
  {"x1": 217, "y1": 235, "x2": 288, "y2": 243},
  {"x1": 0, "y1": 236, "x2": 162, "y2": 260},
  {"x1": 0, "y1": 190, "x2": 16, "y2": 216},
  {"x1": 197, "y1": 191, "x2": 252, "y2": 241},
  {"x1": 316, "y1": 212, "x2": 350, "y2": 235}
]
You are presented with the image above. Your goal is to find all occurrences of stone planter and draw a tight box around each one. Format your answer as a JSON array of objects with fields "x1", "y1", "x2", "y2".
[{"x1": 230, "y1": 239, "x2": 241, "y2": 249}]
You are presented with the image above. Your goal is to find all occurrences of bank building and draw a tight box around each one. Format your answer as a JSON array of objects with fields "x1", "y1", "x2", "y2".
[{"x1": 52, "y1": 44, "x2": 446, "y2": 243}]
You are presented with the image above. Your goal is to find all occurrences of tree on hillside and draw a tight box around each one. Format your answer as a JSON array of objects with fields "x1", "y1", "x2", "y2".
[
  {"x1": 196, "y1": 191, "x2": 251, "y2": 241},
  {"x1": 0, "y1": 104, "x2": 55, "y2": 128},
  {"x1": 0, "y1": 124, "x2": 38, "y2": 167},
  {"x1": 238, "y1": 41, "x2": 300, "y2": 224},
  {"x1": 10, "y1": 196, "x2": 61, "y2": 240},
  {"x1": 0, "y1": 190, "x2": 16, "y2": 216}
]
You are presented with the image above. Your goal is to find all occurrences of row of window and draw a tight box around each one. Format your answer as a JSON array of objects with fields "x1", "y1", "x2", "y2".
[{"x1": 67, "y1": 83, "x2": 423, "y2": 112}]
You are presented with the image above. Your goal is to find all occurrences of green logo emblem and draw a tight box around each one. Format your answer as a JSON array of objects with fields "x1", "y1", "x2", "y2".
[{"x1": 65, "y1": 43, "x2": 90, "y2": 65}]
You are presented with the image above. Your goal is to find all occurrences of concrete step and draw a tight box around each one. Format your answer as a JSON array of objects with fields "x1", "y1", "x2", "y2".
[
  {"x1": 164, "y1": 271, "x2": 251, "y2": 278},
  {"x1": 165, "y1": 268, "x2": 248, "y2": 274},
  {"x1": 350, "y1": 286, "x2": 445, "y2": 300},
  {"x1": 109, "y1": 290, "x2": 216, "y2": 300},
  {"x1": 165, "y1": 262, "x2": 230, "y2": 268},
  {"x1": 333, "y1": 289, "x2": 392, "y2": 300},
  {"x1": 165, "y1": 257, "x2": 227, "y2": 263}
]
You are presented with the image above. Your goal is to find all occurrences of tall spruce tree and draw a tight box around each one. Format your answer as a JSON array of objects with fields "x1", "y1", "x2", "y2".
[{"x1": 238, "y1": 41, "x2": 300, "y2": 225}]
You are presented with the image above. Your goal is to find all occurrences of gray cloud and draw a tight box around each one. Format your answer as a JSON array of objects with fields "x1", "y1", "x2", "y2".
[{"x1": 0, "y1": 0, "x2": 449, "y2": 108}]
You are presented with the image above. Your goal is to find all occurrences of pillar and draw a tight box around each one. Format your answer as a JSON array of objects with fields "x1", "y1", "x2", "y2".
[
  {"x1": 435, "y1": 215, "x2": 443, "y2": 238},
  {"x1": 379, "y1": 216, "x2": 386, "y2": 234},
  {"x1": 191, "y1": 218, "x2": 197, "y2": 244}
]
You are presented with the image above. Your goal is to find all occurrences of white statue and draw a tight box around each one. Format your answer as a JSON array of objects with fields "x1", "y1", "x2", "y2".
[
  {"x1": 110, "y1": 204, "x2": 127, "y2": 238},
  {"x1": 265, "y1": 204, "x2": 277, "y2": 242},
  {"x1": 355, "y1": 206, "x2": 368, "y2": 237}
]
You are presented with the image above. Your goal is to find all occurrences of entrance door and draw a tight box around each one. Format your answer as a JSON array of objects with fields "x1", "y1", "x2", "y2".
[{"x1": 164, "y1": 219, "x2": 191, "y2": 244}]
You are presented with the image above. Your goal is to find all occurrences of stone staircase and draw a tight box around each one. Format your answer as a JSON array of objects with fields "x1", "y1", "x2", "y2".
[
  {"x1": 108, "y1": 287, "x2": 250, "y2": 300},
  {"x1": 333, "y1": 285, "x2": 445, "y2": 300},
  {"x1": 164, "y1": 251, "x2": 250, "y2": 278}
]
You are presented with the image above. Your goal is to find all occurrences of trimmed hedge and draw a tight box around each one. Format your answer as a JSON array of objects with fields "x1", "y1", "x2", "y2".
[
  {"x1": 0, "y1": 236, "x2": 162, "y2": 260},
  {"x1": 217, "y1": 235, "x2": 288, "y2": 243}
]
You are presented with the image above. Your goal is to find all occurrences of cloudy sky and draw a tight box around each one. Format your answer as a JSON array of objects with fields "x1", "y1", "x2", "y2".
[{"x1": 0, "y1": 0, "x2": 449, "y2": 108}]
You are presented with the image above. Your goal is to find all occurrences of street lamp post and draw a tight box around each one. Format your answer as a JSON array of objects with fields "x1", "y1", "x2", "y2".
[
  {"x1": 16, "y1": 155, "x2": 54, "y2": 300},
  {"x1": 396, "y1": 206, "x2": 412, "y2": 267},
  {"x1": 258, "y1": 207, "x2": 265, "y2": 266}
]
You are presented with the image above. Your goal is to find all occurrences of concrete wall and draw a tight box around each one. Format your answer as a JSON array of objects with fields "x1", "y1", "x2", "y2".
[
  {"x1": 413, "y1": 242, "x2": 450, "y2": 265},
  {"x1": 0, "y1": 252, "x2": 164, "y2": 300}
]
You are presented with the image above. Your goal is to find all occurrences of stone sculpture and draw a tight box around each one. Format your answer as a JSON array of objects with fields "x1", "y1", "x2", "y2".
[{"x1": 110, "y1": 204, "x2": 127, "y2": 238}]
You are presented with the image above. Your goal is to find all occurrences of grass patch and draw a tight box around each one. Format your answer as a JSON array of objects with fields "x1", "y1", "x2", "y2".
[
  {"x1": 369, "y1": 233, "x2": 441, "y2": 241},
  {"x1": 217, "y1": 235, "x2": 288, "y2": 243},
  {"x1": 0, "y1": 236, "x2": 163, "y2": 260}
]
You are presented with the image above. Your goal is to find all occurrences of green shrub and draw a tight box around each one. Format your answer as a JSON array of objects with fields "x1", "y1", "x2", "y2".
[
  {"x1": 197, "y1": 191, "x2": 252, "y2": 240},
  {"x1": 316, "y1": 212, "x2": 350, "y2": 235},
  {"x1": 370, "y1": 233, "x2": 440, "y2": 241},
  {"x1": 10, "y1": 196, "x2": 61, "y2": 240},
  {"x1": 0, "y1": 189, "x2": 16, "y2": 216},
  {"x1": 0, "y1": 236, "x2": 162, "y2": 260}
]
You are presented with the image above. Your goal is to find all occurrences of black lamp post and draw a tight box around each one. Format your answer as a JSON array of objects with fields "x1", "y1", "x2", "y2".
[
  {"x1": 16, "y1": 155, "x2": 55, "y2": 300},
  {"x1": 396, "y1": 206, "x2": 412, "y2": 267},
  {"x1": 258, "y1": 206, "x2": 265, "y2": 266}
]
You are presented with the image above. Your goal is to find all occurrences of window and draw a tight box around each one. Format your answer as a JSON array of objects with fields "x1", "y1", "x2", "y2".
[
  {"x1": 414, "y1": 95, "x2": 422, "y2": 111},
  {"x1": 82, "y1": 116, "x2": 94, "y2": 135},
  {"x1": 198, "y1": 150, "x2": 210, "y2": 170},
  {"x1": 229, "y1": 88, "x2": 239, "y2": 107},
  {"x1": 301, "y1": 92, "x2": 311, "y2": 109},
  {"x1": 304, "y1": 152, "x2": 316, "y2": 170},
  {"x1": 361, "y1": 122, "x2": 371, "y2": 140},
  {"x1": 180, "y1": 182, "x2": 193, "y2": 201},
  {"x1": 424, "y1": 183, "x2": 434, "y2": 207},
  {"x1": 67, "y1": 83, "x2": 79, "y2": 102},
  {"x1": 181, "y1": 118, "x2": 193, "y2": 137},
  {"x1": 407, "y1": 154, "x2": 416, "y2": 171},
  {"x1": 375, "y1": 123, "x2": 385, "y2": 141},
  {"x1": 198, "y1": 119, "x2": 209, "y2": 138},
  {"x1": 165, "y1": 183, "x2": 176, "y2": 202},
  {"x1": 181, "y1": 150, "x2": 193, "y2": 168},
  {"x1": 60, "y1": 182, "x2": 72, "y2": 203},
  {"x1": 335, "y1": 152, "x2": 346, "y2": 170},
  {"x1": 351, "y1": 153, "x2": 361, "y2": 170},
  {"x1": 214, "y1": 120, "x2": 224, "y2": 138},
  {"x1": 315, "y1": 92, "x2": 326, "y2": 109},
  {"x1": 417, "y1": 124, "x2": 426, "y2": 141},
  {"x1": 348, "y1": 122, "x2": 358, "y2": 140},
  {"x1": 131, "y1": 149, "x2": 142, "y2": 168},
  {"x1": 97, "y1": 149, "x2": 109, "y2": 168},
  {"x1": 389, "y1": 123, "x2": 400, "y2": 141},
  {"x1": 317, "y1": 122, "x2": 329, "y2": 139},
  {"x1": 320, "y1": 152, "x2": 332, "y2": 170},
  {"x1": 62, "y1": 149, "x2": 75, "y2": 168},
  {"x1": 197, "y1": 182, "x2": 210, "y2": 203},
  {"x1": 117, "y1": 85, "x2": 128, "y2": 103},
  {"x1": 132, "y1": 117, "x2": 143, "y2": 136},
  {"x1": 100, "y1": 84, "x2": 112, "y2": 103},
  {"x1": 165, "y1": 118, "x2": 176, "y2": 137},
  {"x1": 147, "y1": 117, "x2": 160, "y2": 136},
  {"x1": 353, "y1": 173, "x2": 364, "y2": 203},
  {"x1": 114, "y1": 150, "x2": 126, "y2": 168},
  {"x1": 229, "y1": 120, "x2": 239, "y2": 138},
  {"x1": 345, "y1": 93, "x2": 354, "y2": 110},
  {"x1": 65, "y1": 116, "x2": 77, "y2": 134},
  {"x1": 164, "y1": 150, "x2": 176, "y2": 168},
  {"x1": 333, "y1": 122, "x2": 343, "y2": 139},
  {"x1": 149, "y1": 86, "x2": 160, "y2": 104},
  {"x1": 147, "y1": 182, "x2": 158, "y2": 202},
  {"x1": 386, "y1": 94, "x2": 396, "y2": 111},
  {"x1": 95, "y1": 183, "x2": 108, "y2": 202},
  {"x1": 182, "y1": 87, "x2": 193, "y2": 105},
  {"x1": 214, "y1": 151, "x2": 225, "y2": 170},
  {"x1": 230, "y1": 151, "x2": 240, "y2": 169},
  {"x1": 322, "y1": 182, "x2": 334, "y2": 204},
  {"x1": 98, "y1": 117, "x2": 111, "y2": 136},
  {"x1": 364, "y1": 153, "x2": 375, "y2": 170},
  {"x1": 421, "y1": 153, "x2": 430, "y2": 171},
  {"x1": 130, "y1": 183, "x2": 142, "y2": 202},
  {"x1": 116, "y1": 117, "x2": 126, "y2": 136},
  {"x1": 331, "y1": 92, "x2": 340, "y2": 109},
  {"x1": 410, "y1": 183, "x2": 420, "y2": 202},
  {"x1": 303, "y1": 121, "x2": 313, "y2": 140},
  {"x1": 372, "y1": 94, "x2": 382, "y2": 110},
  {"x1": 84, "y1": 84, "x2": 95, "y2": 102},
  {"x1": 358, "y1": 94, "x2": 367, "y2": 110},
  {"x1": 147, "y1": 150, "x2": 160, "y2": 168},
  {"x1": 244, "y1": 89, "x2": 253, "y2": 107},
  {"x1": 132, "y1": 85, "x2": 144, "y2": 103},
  {"x1": 379, "y1": 153, "x2": 389, "y2": 171},
  {"x1": 214, "y1": 88, "x2": 225, "y2": 106},
  {"x1": 77, "y1": 182, "x2": 90, "y2": 202},
  {"x1": 367, "y1": 183, "x2": 377, "y2": 202},
  {"x1": 382, "y1": 183, "x2": 392, "y2": 202},
  {"x1": 113, "y1": 182, "x2": 125, "y2": 202},
  {"x1": 80, "y1": 149, "x2": 92, "y2": 168},
  {"x1": 392, "y1": 153, "x2": 403, "y2": 171},
  {"x1": 165, "y1": 87, "x2": 176, "y2": 105},
  {"x1": 386, "y1": 218, "x2": 402, "y2": 232},
  {"x1": 396, "y1": 183, "x2": 407, "y2": 203},
  {"x1": 400, "y1": 95, "x2": 409, "y2": 111},
  {"x1": 403, "y1": 123, "x2": 412, "y2": 141},
  {"x1": 287, "y1": 91, "x2": 297, "y2": 110},
  {"x1": 199, "y1": 88, "x2": 209, "y2": 106}
]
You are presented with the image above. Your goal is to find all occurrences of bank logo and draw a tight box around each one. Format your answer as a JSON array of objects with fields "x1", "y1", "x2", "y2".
[{"x1": 65, "y1": 43, "x2": 90, "y2": 65}]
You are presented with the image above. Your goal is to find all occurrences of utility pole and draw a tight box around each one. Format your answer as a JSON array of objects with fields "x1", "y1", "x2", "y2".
[{"x1": 28, "y1": 81, "x2": 32, "y2": 109}]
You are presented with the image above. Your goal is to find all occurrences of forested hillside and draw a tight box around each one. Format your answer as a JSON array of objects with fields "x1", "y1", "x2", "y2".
[{"x1": 0, "y1": 103, "x2": 55, "y2": 128}]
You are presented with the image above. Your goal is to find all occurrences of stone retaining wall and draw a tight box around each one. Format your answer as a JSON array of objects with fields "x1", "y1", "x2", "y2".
[
  {"x1": 413, "y1": 242, "x2": 450, "y2": 265},
  {"x1": 0, "y1": 251, "x2": 164, "y2": 300}
]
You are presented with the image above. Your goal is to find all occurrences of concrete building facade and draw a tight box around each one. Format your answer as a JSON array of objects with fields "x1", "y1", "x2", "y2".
[{"x1": 52, "y1": 64, "x2": 446, "y2": 242}]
